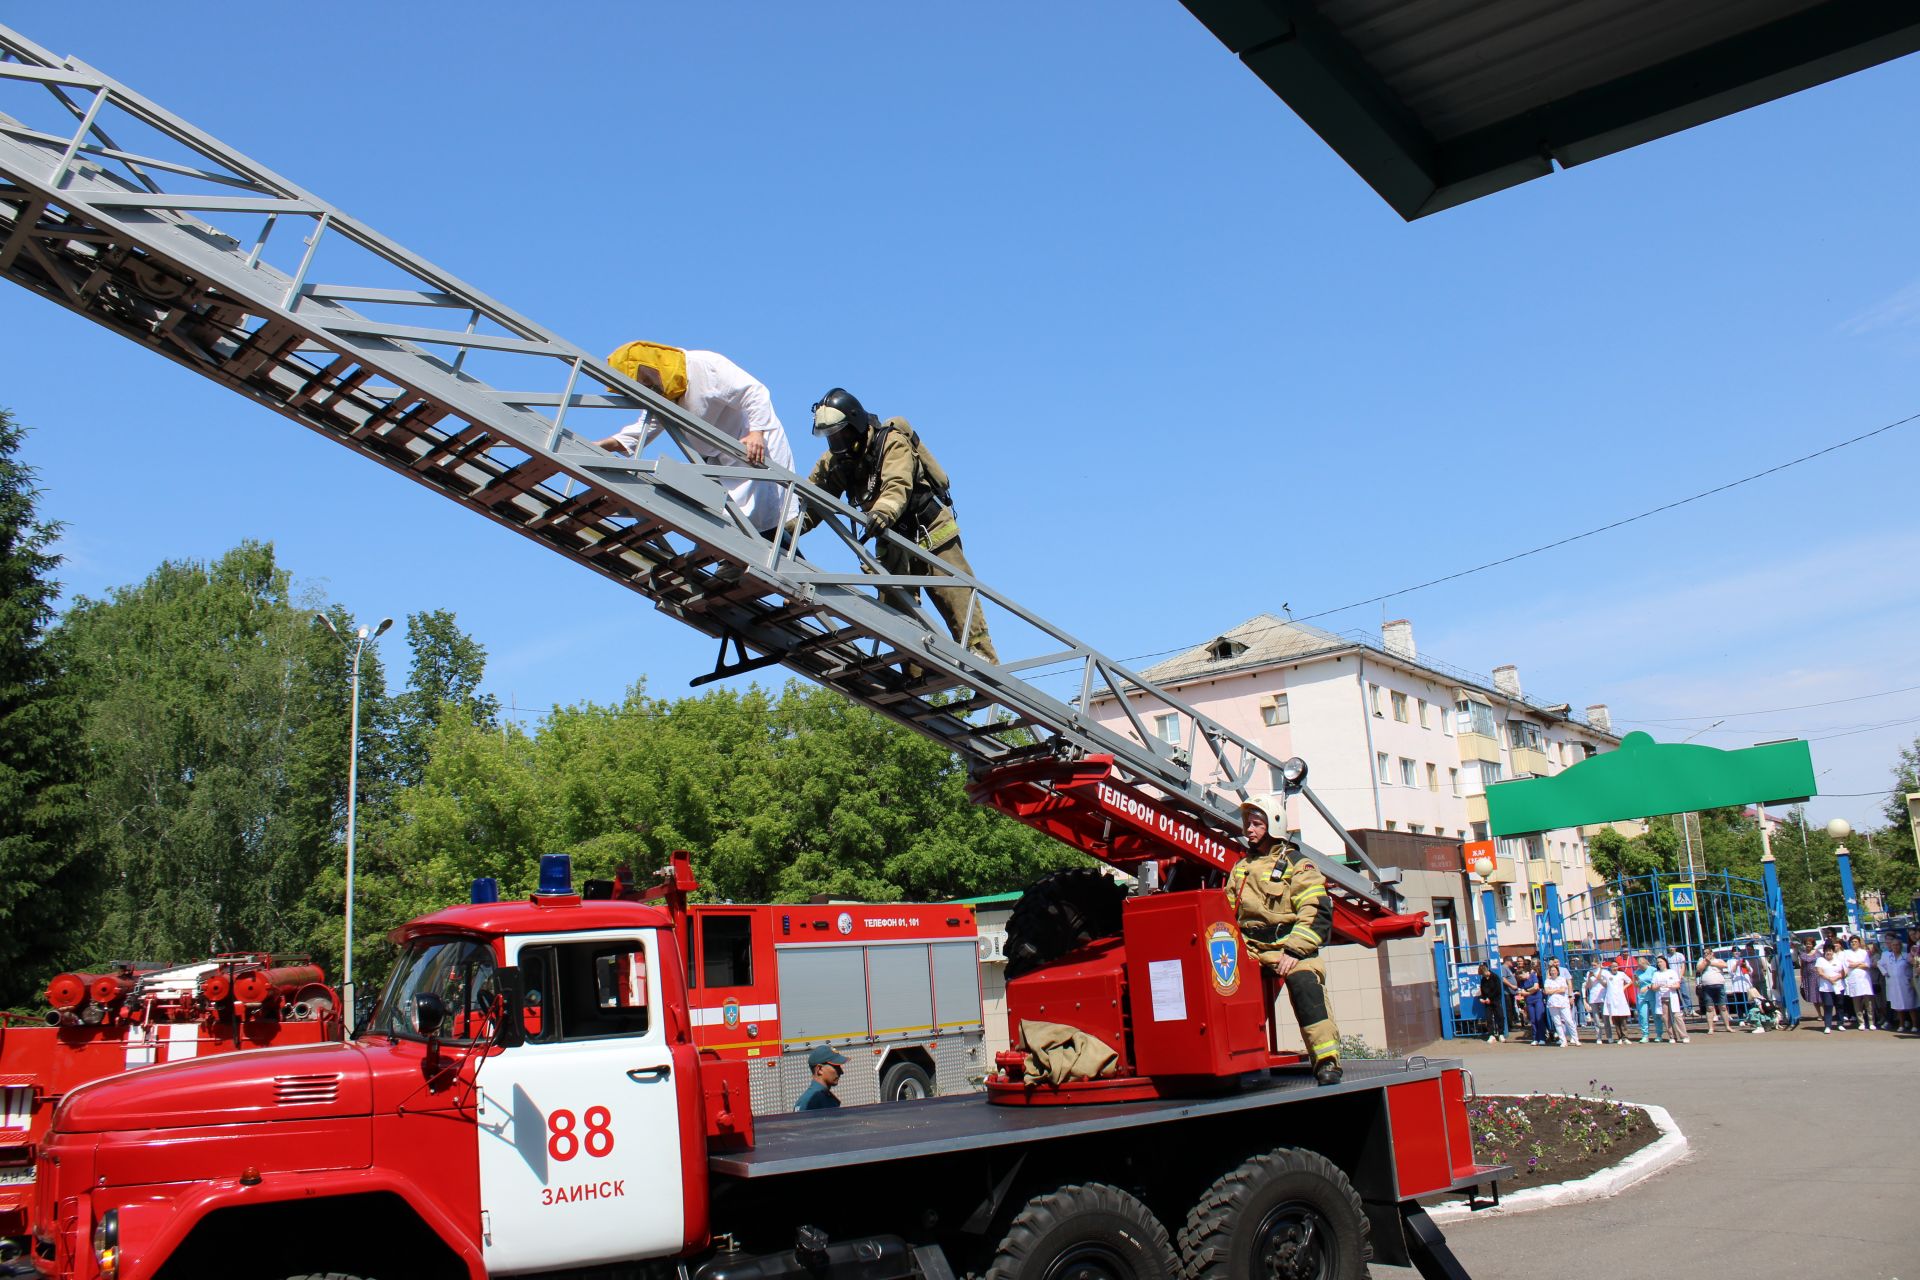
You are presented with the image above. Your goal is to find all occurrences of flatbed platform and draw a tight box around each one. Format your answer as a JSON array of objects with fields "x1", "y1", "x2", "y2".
[{"x1": 712, "y1": 1056, "x2": 1463, "y2": 1178}]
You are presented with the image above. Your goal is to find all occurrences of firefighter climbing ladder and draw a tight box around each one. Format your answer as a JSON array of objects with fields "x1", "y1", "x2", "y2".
[{"x1": 0, "y1": 25, "x2": 1402, "y2": 918}]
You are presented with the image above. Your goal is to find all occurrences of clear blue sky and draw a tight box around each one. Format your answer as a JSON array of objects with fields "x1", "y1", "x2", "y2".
[{"x1": 5, "y1": 4, "x2": 1917, "y2": 831}]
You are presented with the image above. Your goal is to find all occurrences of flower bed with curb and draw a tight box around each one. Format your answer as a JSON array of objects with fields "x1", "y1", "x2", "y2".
[{"x1": 1427, "y1": 1086, "x2": 1688, "y2": 1223}]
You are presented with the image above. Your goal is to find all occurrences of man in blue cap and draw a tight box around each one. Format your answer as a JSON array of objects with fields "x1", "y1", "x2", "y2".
[{"x1": 795, "y1": 1045, "x2": 849, "y2": 1111}]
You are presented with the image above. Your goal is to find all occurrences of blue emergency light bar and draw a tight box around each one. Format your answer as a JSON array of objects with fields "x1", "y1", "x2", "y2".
[
  {"x1": 470, "y1": 877, "x2": 500, "y2": 905},
  {"x1": 537, "y1": 854, "x2": 573, "y2": 898}
]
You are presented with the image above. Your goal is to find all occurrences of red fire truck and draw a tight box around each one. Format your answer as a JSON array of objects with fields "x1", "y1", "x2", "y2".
[
  {"x1": 0, "y1": 956, "x2": 338, "y2": 1262},
  {"x1": 637, "y1": 860, "x2": 985, "y2": 1109},
  {"x1": 26, "y1": 853, "x2": 1494, "y2": 1280}
]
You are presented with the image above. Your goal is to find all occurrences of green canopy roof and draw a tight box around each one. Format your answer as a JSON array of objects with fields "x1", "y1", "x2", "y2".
[{"x1": 1485, "y1": 732, "x2": 1816, "y2": 837}]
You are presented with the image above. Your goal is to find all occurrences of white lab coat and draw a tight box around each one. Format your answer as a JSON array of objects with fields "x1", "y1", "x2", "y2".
[
  {"x1": 611, "y1": 349, "x2": 797, "y2": 533},
  {"x1": 1841, "y1": 947, "x2": 1874, "y2": 998}
]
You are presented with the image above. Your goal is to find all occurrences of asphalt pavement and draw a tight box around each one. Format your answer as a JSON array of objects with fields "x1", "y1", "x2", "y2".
[{"x1": 1375, "y1": 1025, "x2": 1920, "y2": 1279}]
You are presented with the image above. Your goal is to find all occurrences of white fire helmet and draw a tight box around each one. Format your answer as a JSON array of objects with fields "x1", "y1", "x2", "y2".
[{"x1": 1239, "y1": 794, "x2": 1287, "y2": 842}]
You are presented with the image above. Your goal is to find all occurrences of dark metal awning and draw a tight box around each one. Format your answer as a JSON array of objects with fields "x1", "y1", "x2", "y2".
[{"x1": 1179, "y1": 0, "x2": 1920, "y2": 220}]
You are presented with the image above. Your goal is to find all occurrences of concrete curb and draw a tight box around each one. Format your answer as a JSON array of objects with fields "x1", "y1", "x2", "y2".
[{"x1": 1428, "y1": 1096, "x2": 1688, "y2": 1223}]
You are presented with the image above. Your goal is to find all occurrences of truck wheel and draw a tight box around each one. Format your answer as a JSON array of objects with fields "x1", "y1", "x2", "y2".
[
  {"x1": 1004, "y1": 869, "x2": 1127, "y2": 978},
  {"x1": 1178, "y1": 1148, "x2": 1368, "y2": 1280},
  {"x1": 880, "y1": 1059, "x2": 936, "y2": 1100},
  {"x1": 987, "y1": 1182, "x2": 1178, "y2": 1280}
]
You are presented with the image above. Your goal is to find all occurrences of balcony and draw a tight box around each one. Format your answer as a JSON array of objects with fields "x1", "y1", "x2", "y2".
[
  {"x1": 1456, "y1": 732, "x2": 1501, "y2": 764},
  {"x1": 1511, "y1": 746, "x2": 1549, "y2": 777},
  {"x1": 1465, "y1": 794, "x2": 1489, "y2": 824}
]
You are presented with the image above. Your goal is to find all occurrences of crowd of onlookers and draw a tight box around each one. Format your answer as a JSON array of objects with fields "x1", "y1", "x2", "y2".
[{"x1": 1470, "y1": 930, "x2": 1918, "y2": 1044}]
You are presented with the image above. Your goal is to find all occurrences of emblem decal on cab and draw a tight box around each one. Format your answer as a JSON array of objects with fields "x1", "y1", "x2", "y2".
[
  {"x1": 836, "y1": 912, "x2": 854, "y2": 936},
  {"x1": 1207, "y1": 922, "x2": 1241, "y2": 996},
  {"x1": 722, "y1": 998, "x2": 740, "y2": 1028}
]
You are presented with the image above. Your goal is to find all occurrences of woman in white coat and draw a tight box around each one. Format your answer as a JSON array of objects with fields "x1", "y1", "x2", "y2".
[
  {"x1": 1603, "y1": 961, "x2": 1634, "y2": 1045},
  {"x1": 1840, "y1": 934, "x2": 1876, "y2": 1030},
  {"x1": 1651, "y1": 955, "x2": 1689, "y2": 1043},
  {"x1": 1542, "y1": 958, "x2": 1579, "y2": 1047}
]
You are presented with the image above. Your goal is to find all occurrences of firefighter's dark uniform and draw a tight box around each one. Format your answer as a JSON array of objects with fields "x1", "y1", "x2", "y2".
[
  {"x1": 1227, "y1": 843, "x2": 1340, "y2": 1071},
  {"x1": 804, "y1": 417, "x2": 997, "y2": 663}
]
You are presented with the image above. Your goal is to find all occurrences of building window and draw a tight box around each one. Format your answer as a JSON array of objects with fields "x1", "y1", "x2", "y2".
[
  {"x1": 1508, "y1": 721, "x2": 1543, "y2": 751},
  {"x1": 1426, "y1": 762, "x2": 1439, "y2": 792},
  {"x1": 1441, "y1": 705, "x2": 1453, "y2": 736},
  {"x1": 1449, "y1": 767, "x2": 1460, "y2": 796},
  {"x1": 1417, "y1": 698, "x2": 1430, "y2": 728},
  {"x1": 1458, "y1": 699, "x2": 1497, "y2": 737},
  {"x1": 1471, "y1": 821, "x2": 1489, "y2": 841},
  {"x1": 1391, "y1": 691, "x2": 1409, "y2": 722},
  {"x1": 1483, "y1": 761, "x2": 1504, "y2": 785},
  {"x1": 1399, "y1": 757, "x2": 1417, "y2": 787},
  {"x1": 1409, "y1": 823, "x2": 1426, "y2": 835},
  {"x1": 1153, "y1": 713, "x2": 1179, "y2": 744},
  {"x1": 1498, "y1": 885, "x2": 1515, "y2": 923},
  {"x1": 1369, "y1": 683, "x2": 1383, "y2": 716},
  {"x1": 1260, "y1": 694, "x2": 1290, "y2": 726},
  {"x1": 1376, "y1": 752, "x2": 1390, "y2": 783}
]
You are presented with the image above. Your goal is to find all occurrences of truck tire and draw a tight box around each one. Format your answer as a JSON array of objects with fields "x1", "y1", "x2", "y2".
[
  {"x1": 1004, "y1": 869, "x2": 1128, "y2": 978},
  {"x1": 1177, "y1": 1148, "x2": 1368, "y2": 1280},
  {"x1": 879, "y1": 1059, "x2": 936, "y2": 1101},
  {"x1": 986, "y1": 1182, "x2": 1178, "y2": 1280}
]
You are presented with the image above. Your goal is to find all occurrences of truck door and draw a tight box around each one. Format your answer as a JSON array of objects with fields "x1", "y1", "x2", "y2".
[{"x1": 475, "y1": 929, "x2": 683, "y2": 1274}]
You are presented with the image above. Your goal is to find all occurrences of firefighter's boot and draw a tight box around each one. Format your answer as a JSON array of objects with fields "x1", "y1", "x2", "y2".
[{"x1": 1314, "y1": 1057, "x2": 1343, "y2": 1087}]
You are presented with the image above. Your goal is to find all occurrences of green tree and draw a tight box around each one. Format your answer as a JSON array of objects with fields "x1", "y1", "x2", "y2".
[
  {"x1": 55, "y1": 542, "x2": 375, "y2": 965},
  {"x1": 373, "y1": 680, "x2": 1082, "y2": 933},
  {"x1": 0, "y1": 410, "x2": 90, "y2": 1004},
  {"x1": 388, "y1": 608, "x2": 499, "y2": 790}
]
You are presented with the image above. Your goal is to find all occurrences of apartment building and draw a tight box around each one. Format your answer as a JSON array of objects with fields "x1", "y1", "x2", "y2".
[{"x1": 1088, "y1": 614, "x2": 1622, "y2": 1051}]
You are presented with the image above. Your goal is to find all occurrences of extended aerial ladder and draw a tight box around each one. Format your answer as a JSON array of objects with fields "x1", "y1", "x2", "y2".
[{"x1": 0, "y1": 25, "x2": 1423, "y2": 947}]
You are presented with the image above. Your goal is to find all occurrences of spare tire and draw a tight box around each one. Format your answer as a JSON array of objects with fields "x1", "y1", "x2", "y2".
[{"x1": 1004, "y1": 868, "x2": 1128, "y2": 978}]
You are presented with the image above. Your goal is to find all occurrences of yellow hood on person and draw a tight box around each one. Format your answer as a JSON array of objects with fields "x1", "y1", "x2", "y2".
[{"x1": 607, "y1": 340, "x2": 688, "y2": 402}]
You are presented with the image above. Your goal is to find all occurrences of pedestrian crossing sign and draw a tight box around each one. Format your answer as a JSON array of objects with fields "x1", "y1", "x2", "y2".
[{"x1": 1668, "y1": 883, "x2": 1698, "y2": 912}]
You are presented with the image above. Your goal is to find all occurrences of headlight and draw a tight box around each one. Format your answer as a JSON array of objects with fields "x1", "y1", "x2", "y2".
[{"x1": 91, "y1": 1208, "x2": 118, "y2": 1277}]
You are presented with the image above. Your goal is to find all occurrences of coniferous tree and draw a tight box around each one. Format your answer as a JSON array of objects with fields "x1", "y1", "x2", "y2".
[{"x1": 0, "y1": 409, "x2": 90, "y2": 1004}]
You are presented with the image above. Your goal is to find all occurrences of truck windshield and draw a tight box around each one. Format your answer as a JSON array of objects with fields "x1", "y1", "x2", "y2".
[{"x1": 367, "y1": 936, "x2": 499, "y2": 1044}]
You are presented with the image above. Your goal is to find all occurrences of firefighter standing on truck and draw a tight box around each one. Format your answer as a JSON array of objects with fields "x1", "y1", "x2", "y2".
[
  {"x1": 1229, "y1": 794, "x2": 1342, "y2": 1086},
  {"x1": 797, "y1": 388, "x2": 997, "y2": 663}
]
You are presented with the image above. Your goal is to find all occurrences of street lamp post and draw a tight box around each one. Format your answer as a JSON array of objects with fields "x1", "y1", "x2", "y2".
[
  {"x1": 1828, "y1": 817, "x2": 1858, "y2": 937},
  {"x1": 316, "y1": 612, "x2": 393, "y2": 1031}
]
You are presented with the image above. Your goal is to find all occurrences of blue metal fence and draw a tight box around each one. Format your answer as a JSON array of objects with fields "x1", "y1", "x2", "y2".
[{"x1": 1432, "y1": 861, "x2": 1802, "y2": 1037}]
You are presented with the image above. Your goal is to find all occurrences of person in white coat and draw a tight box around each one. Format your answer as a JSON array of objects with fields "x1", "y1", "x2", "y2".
[
  {"x1": 1877, "y1": 938, "x2": 1916, "y2": 1033},
  {"x1": 1603, "y1": 961, "x2": 1633, "y2": 1045},
  {"x1": 1542, "y1": 958, "x2": 1579, "y2": 1047},
  {"x1": 1651, "y1": 955, "x2": 1689, "y2": 1043},
  {"x1": 598, "y1": 341, "x2": 797, "y2": 535},
  {"x1": 1840, "y1": 935, "x2": 1876, "y2": 1029}
]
